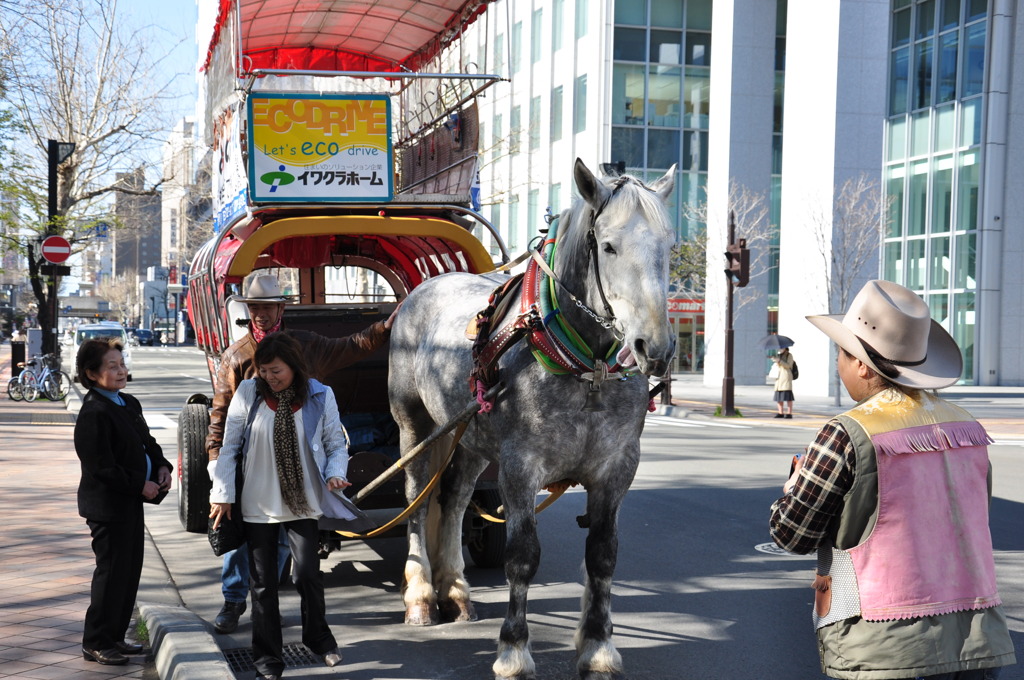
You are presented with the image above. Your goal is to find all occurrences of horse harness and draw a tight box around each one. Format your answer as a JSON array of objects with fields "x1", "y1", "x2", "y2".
[{"x1": 467, "y1": 180, "x2": 641, "y2": 414}]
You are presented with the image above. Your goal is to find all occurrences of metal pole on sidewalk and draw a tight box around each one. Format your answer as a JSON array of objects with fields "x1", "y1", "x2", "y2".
[{"x1": 722, "y1": 214, "x2": 736, "y2": 416}]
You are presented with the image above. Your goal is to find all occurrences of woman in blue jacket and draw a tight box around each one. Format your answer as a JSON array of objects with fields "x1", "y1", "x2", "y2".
[{"x1": 209, "y1": 333, "x2": 368, "y2": 680}]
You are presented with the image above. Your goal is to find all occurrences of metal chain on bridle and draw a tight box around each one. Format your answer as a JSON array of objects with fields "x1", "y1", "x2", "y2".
[{"x1": 540, "y1": 176, "x2": 629, "y2": 341}]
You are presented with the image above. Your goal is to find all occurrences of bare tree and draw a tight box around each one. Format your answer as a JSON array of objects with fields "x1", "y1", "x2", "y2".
[
  {"x1": 675, "y1": 180, "x2": 775, "y2": 311},
  {"x1": 94, "y1": 268, "x2": 139, "y2": 326},
  {"x1": 0, "y1": 0, "x2": 185, "y2": 352},
  {"x1": 810, "y1": 173, "x2": 892, "y2": 404}
]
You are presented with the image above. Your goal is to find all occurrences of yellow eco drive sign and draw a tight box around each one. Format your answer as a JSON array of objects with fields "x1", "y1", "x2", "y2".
[{"x1": 247, "y1": 93, "x2": 393, "y2": 202}]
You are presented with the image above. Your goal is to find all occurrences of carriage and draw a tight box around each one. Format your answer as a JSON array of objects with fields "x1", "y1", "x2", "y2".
[
  {"x1": 178, "y1": 3, "x2": 679, "y2": 678},
  {"x1": 175, "y1": 0, "x2": 509, "y2": 566}
]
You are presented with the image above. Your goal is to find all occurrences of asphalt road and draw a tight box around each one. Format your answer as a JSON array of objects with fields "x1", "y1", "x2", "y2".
[{"x1": 116, "y1": 346, "x2": 1023, "y2": 680}]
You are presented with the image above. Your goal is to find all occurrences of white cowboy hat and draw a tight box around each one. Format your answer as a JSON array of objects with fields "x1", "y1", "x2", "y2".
[
  {"x1": 230, "y1": 275, "x2": 295, "y2": 304},
  {"x1": 806, "y1": 279, "x2": 962, "y2": 390}
]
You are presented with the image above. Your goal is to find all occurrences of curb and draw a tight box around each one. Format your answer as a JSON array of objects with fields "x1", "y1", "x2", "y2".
[{"x1": 139, "y1": 603, "x2": 234, "y2": 680}]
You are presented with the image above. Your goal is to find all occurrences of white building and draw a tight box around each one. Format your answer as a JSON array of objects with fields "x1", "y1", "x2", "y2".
[
  {"x1": 162, "y1": 117, "x2": 198, "y2": 279},
  {"x1": 463, "y1": 0, "x2": 1019, "y2": 390}
]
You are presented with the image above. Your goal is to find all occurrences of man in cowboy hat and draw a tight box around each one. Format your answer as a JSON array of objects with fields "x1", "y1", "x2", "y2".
[
  {"x1": 769, "y1": 280, "x2": 1014, "y2": 679},
  {"x1": 206, "y1": 273, "x2": 398, "y2": 634}
]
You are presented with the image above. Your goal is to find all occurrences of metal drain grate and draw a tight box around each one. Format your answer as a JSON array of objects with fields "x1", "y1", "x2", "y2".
[{"x1": 223, "y1": 644, "x2": 322, "y2": 674}]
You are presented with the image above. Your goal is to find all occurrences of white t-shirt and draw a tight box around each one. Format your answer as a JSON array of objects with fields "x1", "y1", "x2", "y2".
[{"x1": 241, "y1": 401, "x2": 323, "y2": 523}]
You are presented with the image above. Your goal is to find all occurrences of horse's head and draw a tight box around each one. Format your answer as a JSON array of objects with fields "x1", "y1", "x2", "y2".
[{"x1": 563, "y1": 158, "x2": 677, "y2": 377}]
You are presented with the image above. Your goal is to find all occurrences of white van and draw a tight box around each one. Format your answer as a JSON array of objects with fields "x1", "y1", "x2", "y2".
[{"x1": 72, "y1": 322, "x2": 133, "y2": 382}]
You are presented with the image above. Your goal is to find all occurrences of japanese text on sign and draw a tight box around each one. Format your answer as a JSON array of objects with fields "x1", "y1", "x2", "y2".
[{"x1": 247, "y1": 94, "x2": 393, "y2": 203}]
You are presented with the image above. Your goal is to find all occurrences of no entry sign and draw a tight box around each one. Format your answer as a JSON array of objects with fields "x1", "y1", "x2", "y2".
[{"x1": 41, "y1": 235, "x2": 71, "y2": 264}]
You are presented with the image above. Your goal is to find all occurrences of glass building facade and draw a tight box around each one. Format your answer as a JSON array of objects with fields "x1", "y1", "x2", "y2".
[
  {"x1": 610, "y1": 0, "x2": 712, "y2": 240},
  {"x1": 884, "y1": 0, "x2": 987, "y2": 382}
]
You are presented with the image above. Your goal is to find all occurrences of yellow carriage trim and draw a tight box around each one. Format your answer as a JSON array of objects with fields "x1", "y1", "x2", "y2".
[{"x1": 226, "y1": 215, "x2": 496, "y2": 278}]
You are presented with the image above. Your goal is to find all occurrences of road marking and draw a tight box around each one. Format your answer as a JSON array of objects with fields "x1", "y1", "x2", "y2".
[
  {"x1": 754, "y1": 542, "x2": 813, "y2": 558},
  {"x1": 143, "y1": 413, "x2": 178, "y2": 430},
  {"x1": 646, "y1": 415, "x2": 752, "y2": 429},
  {"x1": 179, "y1": 373, "x2": 211, "y2": 382}
]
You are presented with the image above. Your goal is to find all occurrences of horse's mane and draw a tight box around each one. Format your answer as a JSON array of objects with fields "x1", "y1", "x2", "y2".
[{"x1": 557, "y1": 174, "x2": 673, "y2": 265}]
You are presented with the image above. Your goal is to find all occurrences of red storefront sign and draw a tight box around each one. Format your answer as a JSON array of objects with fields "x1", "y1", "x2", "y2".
[{"x1": 667, "y1": 298, "x2": 704, "y2": 314}]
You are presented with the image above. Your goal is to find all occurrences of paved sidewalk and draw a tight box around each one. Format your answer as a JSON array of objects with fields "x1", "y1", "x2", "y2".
[
  {"x1": 2, "y1": 343, "x2": 1021, "y2": 680},
  {"x1": 0, "y1": 344, "x2": 156, "y2": 679}
]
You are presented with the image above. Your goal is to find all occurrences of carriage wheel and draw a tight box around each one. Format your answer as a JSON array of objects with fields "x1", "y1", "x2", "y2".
[
  {"x1": 466, "y1": 488, "x2": 507, "y2": 569},
  {"x1": 177, "y1": 401, "x2": 212, "y2": 533}
]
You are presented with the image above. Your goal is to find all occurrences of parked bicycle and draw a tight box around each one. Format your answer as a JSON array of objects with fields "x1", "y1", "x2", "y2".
[
  {"x1": 7, "y1": 357, "x2": 39, "y2": 402},
  {"x1": 37, "y1": 353, "x2": 71, "y2": 401},
  {"x1": 6, "y1": 354, "x2": 70, "y2": 402}
]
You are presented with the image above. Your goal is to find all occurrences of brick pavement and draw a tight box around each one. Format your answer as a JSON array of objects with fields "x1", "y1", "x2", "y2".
[{"x1": 0, "y1": 344, "x2": 153, "y2": 680}]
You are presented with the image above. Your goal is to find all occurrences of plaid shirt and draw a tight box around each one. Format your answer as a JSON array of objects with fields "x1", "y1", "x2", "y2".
[{"x1": 769, "y1": 420, "x2": 857, "y2": 555}]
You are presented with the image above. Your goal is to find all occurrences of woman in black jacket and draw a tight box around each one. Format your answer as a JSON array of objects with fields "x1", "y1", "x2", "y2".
[{"x1": 74, "y1": 338, "x2": 173, "y2": 665}]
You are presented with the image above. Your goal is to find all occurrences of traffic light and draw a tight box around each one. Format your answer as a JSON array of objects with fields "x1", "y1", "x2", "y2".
[{"x1": 725, "y1": 238, "x2": 750, "y2": 287}]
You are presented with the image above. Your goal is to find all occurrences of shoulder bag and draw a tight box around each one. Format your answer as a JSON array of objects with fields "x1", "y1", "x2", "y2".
[{"x1": 208, "y1": 390, "x2": 262, "y2": 556}]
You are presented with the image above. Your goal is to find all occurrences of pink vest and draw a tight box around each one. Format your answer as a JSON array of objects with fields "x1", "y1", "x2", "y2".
[{"x1": 839, "y1": 390, "x2": 1000, "y2": 622}]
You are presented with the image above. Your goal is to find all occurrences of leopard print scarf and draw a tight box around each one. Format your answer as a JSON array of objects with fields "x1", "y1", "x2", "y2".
[{"x1": 271, "y1": 385, "x2": 313, "y2": 517}]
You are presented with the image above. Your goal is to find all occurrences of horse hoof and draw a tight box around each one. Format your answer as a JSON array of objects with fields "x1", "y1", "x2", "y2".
[
  {"x1": 495, "y1": 674, "x2": 536, "y2": 680},
  {"x1": 438, "y1": 598, "x2": 477, "y2": 623},
  {"x1": 404, "y1": 602, "x2": 439, "y2": 626}
]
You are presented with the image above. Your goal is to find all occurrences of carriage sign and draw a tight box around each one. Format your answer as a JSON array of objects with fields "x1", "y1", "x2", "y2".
[{"x1": 247, "y1": 93, "x2": 393, "y2": 203}]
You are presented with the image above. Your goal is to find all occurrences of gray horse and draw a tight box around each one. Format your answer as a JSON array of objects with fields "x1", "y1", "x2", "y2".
[{"x1": 388, "y1": 158, "x2": 676, "y2": 680}]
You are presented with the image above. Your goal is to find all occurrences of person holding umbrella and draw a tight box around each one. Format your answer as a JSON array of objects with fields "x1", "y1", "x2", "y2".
[{"x1": 772, "y1": 345, "x2": 796, "y2": 418}]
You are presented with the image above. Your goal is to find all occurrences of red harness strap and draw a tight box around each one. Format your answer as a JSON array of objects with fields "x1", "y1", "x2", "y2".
[{"x1": 468, "y1": 274, "x2": 536, "y2": 411}]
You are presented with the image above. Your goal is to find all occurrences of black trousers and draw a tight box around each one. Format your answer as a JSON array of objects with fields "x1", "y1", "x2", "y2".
[
  {"x1": 83, "y1": 513, "x2": 144, "y2": 650},
  {"x1": 914, "y1": 671, "x2": 1002, "y2": 680},
  {"x1": 246, "y1": 519, "x2": 335, "y2": 677}
]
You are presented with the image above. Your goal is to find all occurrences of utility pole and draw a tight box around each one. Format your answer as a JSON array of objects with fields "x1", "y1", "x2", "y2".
[{"x1": 722, "y1": 211, "x2": 750, "y2": 416}]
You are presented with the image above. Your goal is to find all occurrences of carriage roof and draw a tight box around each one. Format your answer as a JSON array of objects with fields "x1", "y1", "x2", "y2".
[{"x1": 202, "y1": 0, "x2": 490, "y2": 76}]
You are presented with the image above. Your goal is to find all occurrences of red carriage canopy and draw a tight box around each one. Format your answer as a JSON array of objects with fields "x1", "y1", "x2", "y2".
[{"x1": 202, "y1": 0, "x2": 490, "y2": 75}]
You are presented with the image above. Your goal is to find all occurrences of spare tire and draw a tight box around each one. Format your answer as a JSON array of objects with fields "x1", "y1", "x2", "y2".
[{"x1": 177, "y1": 402, "x2": 212, "y2": 533}]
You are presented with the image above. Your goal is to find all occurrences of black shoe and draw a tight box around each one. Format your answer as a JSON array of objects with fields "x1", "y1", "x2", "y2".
[
  {"x1": 82, "y1": 647, "x2": 128, "y2": 665},
  {"x1": 213, "y1": 600, "x2": 247, "y2": 634},
  {"x1": 323, "y1": 649, "x2": 343, "y2": 667},
  {"x1": 785, "y1": 414, "x2": 793, "y2": 419},
  {"x1": 255, "y1": 675, "x2": 281, "y2": 680},
  {"x1": 774, "y1": 413, "x2": 784, "y2": 418},
  {"x1": 114, "y1": 641, "x2": 145, "y2": 654}
]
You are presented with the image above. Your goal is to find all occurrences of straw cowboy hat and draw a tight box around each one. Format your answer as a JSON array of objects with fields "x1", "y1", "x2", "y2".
[
  {"x1": 231, "y1": 275, "x2": 295, "y2": 304},
  {"x1": 807, "y1": 279, "x2": 962, "y2": 389}
]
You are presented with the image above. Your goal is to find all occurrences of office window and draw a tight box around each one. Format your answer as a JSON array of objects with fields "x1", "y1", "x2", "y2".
[
  {"x1": 532, "y1": 10, "x2": 543, "y2": 64},
  {"x1": 510, "y1": 105, "x2": 521, "y2": 154},
  {"x1": 509, "y1": 198, "x2": 520, "y2": 250},
  {"x1": 530, "y1": 96, "x2": 542, "y2": 150},
  {"x1": 528, "y1": 189, "x2": 540, "y2": 239},
  {"x1": 551, "y1": 86, "x2": 563, "y2": 141},
  {"x1": 494, "y1": 34, "x2": 505, "y2": 77},
  {"x1": 685, "y1": 31, "x2": 711, "y2": 66},
  {"x1": 575, "y1": 0, "x2": 588, "y2": 38},
  {"x1": 574, "y1": 74, "x2": 587, "y2": 133},
  {"x1": 553, "y1": 0, "x2": 564, "y2": 51},
  {"x1": 492, "y1": 113, "x2": 503, "y2": 156},
  {"x1": 512, "y1": 22, "x2": 522, "y2": 74},
  {"x1": 548, "y1": 183, "x2": 561, "y2": 216}
]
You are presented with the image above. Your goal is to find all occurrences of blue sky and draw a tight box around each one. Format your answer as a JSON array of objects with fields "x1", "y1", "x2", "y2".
[{"x1": 121, "y1": 0, "x2": 199, "y2": 122}]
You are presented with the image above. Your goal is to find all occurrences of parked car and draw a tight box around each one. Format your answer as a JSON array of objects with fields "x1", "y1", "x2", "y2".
[
  {"x1": 133, "y1": 329, "x2": 155, "y2": 346},
  {"x1": 71, "y1": 322, "x2": 133, "y2": 382}
]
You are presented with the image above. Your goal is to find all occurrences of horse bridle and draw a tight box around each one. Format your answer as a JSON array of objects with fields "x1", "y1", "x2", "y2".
[{"x1": 543, "y1": 176, "x2": 628, "y2": 340}]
